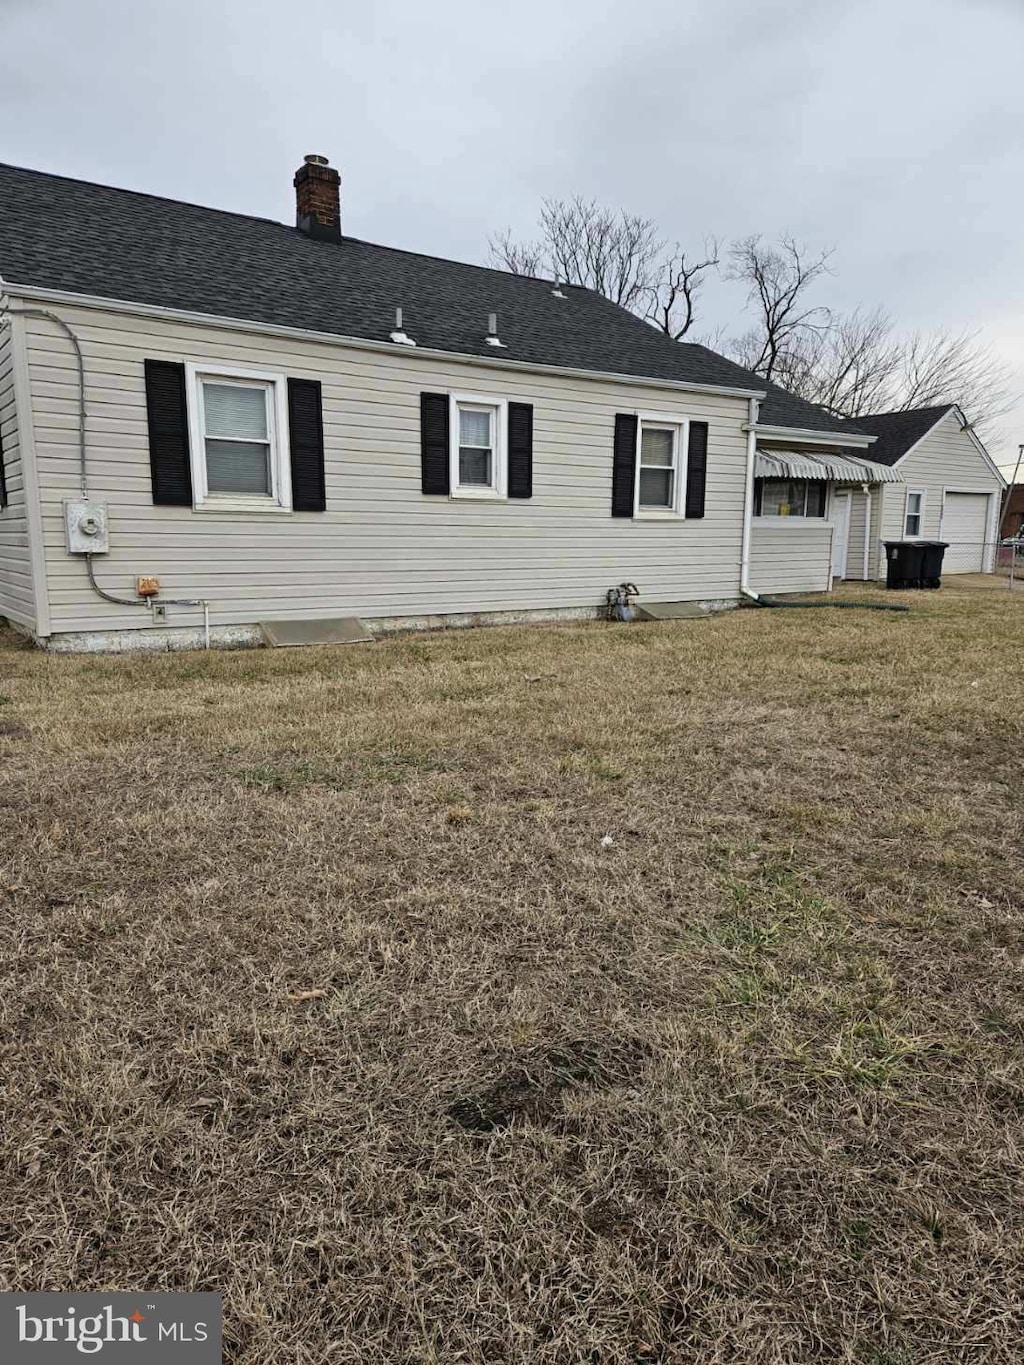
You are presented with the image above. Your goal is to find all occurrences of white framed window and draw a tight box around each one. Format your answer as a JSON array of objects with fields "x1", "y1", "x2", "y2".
[
  {"x1": 635, "y1": 416, "x2": 687, "y2": 516},
  {"x1": 449, "y1": 394, "x2": 508, "y2": 499},
  {"x1": 904, "y1": 489, "x2": 926, "y2": 538},
  {"x1": 185, "y1": 363, "x2": 292, "y2": 512}
]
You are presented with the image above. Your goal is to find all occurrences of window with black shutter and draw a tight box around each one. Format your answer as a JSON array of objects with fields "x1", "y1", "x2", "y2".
[
  {"x1": 613, "y1": 413, "x2": 709, "y2": 518},
  {"x1": 421, "y1": 393, "x2": 533, "y2": 501},
  {"x1": 145, "y1": 361, "x2": 327, "y2": 512}
]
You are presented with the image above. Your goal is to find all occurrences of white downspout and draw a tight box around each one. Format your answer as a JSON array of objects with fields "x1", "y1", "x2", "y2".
[
  {"x1": 740, "y1": 396, "x2": 760, "y2": 601},
  {"x1": 862, "y1": 484, "x2": 872, "y2": 581}
]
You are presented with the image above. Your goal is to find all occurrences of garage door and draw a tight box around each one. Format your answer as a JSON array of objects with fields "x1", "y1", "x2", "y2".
[{"x1": 941, "y1": 493, "x2": 990, "y2": 572}]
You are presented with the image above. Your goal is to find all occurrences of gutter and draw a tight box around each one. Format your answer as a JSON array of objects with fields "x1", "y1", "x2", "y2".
[
  {"x1": 744, "y1": 422, "x2": 876, "y2": 449},
  {"x1": 2, "y1": 281, "x2": 769, "y2": 403}
]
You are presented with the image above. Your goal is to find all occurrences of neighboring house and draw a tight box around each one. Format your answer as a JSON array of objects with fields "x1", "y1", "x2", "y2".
[
  {"x1": 840, "y1": 406, "x2": 1005, "y2": 577},
  {"x1": 998, "y1": 483, "x2": 1024, "y2": 541},
  {"x1": 0, "y1": 157, "x2": 995, "y2": 651}
]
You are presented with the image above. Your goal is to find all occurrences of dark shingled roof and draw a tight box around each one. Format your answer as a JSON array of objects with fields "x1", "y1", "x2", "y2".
[
  {"x1": 756, "y1": 379, "x2": 870, "y2": 436},
  {"x1": 842, "y1": 405, "x2": 954, "y2": 466},
  {"x1": 0, "y1": 162, "x2": 770, "y2": 396}
]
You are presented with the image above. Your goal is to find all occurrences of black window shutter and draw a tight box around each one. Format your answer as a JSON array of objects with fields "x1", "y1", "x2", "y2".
[
  {"x1": 508, "y1": 402, "x2": 533, "y2": 499},
  {"x1": 144, "y1": 359, "x2": 192, "y2": 506},
  {"x1": 421, "y1": 392, "x2": 450, "y2": 495},
  {"x1": 685, "y1": 421, "x2": 709, "y2": 519},
  {"x1": 612, "y1": 413, "x2": 638, "y2": 517},
  {"x1": 0, "y1": 423, "x2": 7, "y2": 509},
  {"x1": 287, "y1": 378, "x2": 327, "y2": 511}
]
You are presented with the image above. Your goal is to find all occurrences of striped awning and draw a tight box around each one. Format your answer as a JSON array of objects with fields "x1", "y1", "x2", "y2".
[{"x1": 755, "y1": 448, "x2": 904, "y2": 484}]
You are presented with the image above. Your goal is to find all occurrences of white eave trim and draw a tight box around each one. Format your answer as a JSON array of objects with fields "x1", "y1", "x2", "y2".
[
  {"x1": 747, "y1": 422, "x2": 876, "y2": 448},
  {"x1": 2, "y1": 281, "x2": 769, "y2": 402}
]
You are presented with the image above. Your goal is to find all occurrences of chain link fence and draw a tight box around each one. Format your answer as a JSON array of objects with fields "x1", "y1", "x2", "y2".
[
  {"x1": 939, "y1": 539, "x2": 1000, "y2": 575},
  {"x1": 996, "y1": 538, "x2": 1024, "y2": 583}
]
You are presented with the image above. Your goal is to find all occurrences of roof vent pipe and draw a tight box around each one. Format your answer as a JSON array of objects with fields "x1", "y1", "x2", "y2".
[
  {"x1": 485, "y1": 312, "x2": 506, "y2": 348},
  {"x1": 390, "y1": 306, "x2": 416, "y2": 346}
]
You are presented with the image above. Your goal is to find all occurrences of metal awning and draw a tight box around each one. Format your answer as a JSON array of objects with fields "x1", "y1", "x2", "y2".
[{"x1": 755, "y1": 448, "x2": 904, "y2": 483}]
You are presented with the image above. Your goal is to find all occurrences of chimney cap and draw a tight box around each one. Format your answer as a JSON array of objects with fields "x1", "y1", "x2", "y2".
[{"x1": 304, "y1": 154, "x2": 330, "y2": 167}]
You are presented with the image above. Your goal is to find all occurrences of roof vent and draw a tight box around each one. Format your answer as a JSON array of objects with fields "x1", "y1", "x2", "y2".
[
  {"x1": 390, "y1": 306, "x2": 416, "y2": 347},
  {"x1": 551, "y1": 279, "x2": 567, "y2": 299},
  {"x1": 485, "y1": 312, "x2": 506, "y2": 348}
]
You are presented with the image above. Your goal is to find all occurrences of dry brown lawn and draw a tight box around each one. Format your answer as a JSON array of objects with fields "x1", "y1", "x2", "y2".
[{"x1": 1, "y1": 576, "x2": 1023, "y2": 1364}]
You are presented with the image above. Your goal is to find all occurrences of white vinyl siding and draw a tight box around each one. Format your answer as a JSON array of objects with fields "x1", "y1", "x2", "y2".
[
  {"x1": 874, "y1": 410, "x2": 1003, "y2": 576},
  {"x1": 17, "y1": 300, "x2": 752, "y2": 636},
  {"x1": 0, "y1": 319, "x2": 36, "y2": 628},
  {"x1": 838, "y1": 486, "x2": 884, "y2": 581},
  {"x1": 844, "y1": 489, "x2": 867, "y2": 581},
  {"x1": 749, "y1": 521, "x2": 833, "y2": 595}
]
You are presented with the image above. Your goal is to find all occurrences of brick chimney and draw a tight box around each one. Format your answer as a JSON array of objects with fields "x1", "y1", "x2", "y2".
[{"x1": 294, "y1": 154, "x2": 341, "y2": 242}]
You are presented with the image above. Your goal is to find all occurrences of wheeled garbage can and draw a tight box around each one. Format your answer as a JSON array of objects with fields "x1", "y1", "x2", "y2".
[
  {"x1": 918, "y1": 542, "x2": 948, "y2": 590},
  {"x1": 884, "y1": 541, "x2": 925, "y2": 590}
]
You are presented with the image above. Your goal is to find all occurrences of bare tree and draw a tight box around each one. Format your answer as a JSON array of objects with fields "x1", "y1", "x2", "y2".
[
  {"x1": 488, "y1": 231, "x2": 546, "y2": 279},
  {"x1": 725, "y1": 234, "x2": 834, "y2": 383},
  {"x1": 894, "y1": 329, "x2": 1015, "y2": 426},
  {"x1": 769, "y1": 307, "x2": 899, "y2": 414},
  {"x1": 644, "y1": 240, "x2": 720, "y2": 340},
  {"x1": 490, "y1": 209, "x2": 1016, "y2": 433},
  {"x1": 489, "y1": 199, "x2": 716, "y2": 339},
  {"x1": 769, "y1": 308, "x2": 1015, "y2": 436}
]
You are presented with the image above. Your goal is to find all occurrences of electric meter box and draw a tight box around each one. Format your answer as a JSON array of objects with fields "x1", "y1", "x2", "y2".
[{"x1": 64, "y1": 499, "x2": 110, "y2": 554}]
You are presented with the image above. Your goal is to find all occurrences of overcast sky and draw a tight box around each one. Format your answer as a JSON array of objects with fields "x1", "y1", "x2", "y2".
[{"x1": 3, "y1": 0, "x2": 1022, "y2": 472}]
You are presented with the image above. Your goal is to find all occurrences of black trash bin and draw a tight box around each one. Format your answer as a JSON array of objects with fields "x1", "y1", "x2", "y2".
[
  {"x1": 884, "y1": 541, "x2": 926, "y2": 590},
  {"x1": 918, "y1": 542, "x2": 948, "y2": 590}
]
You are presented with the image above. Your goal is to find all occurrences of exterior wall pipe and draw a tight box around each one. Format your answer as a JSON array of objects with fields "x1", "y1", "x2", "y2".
[
  {"x1": 862, "y1": 484, "x2": 872, "y2": 581},
  {"x1": 0, "y1": 283, "x2": 218, "y2": 638},
  {"x1": 740, "y1": 396, "x2": 761, "y2": 602}
]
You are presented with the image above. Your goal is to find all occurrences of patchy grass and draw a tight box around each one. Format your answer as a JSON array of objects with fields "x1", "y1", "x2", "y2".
[{"x1": 1, "y1": 576, "x2": 1023, "y2": 1363}]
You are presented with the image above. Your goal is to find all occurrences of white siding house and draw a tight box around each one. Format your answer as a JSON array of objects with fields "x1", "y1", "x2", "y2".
[
  {"x1": 0, "y1": 160, "x2": 1003, "y2": 650},
  {"x1": 876, "y1": 411, "x2": 1003, "y2": 574},
  {"x1": 746, "y1": 440, "x2": 903, "y2": 595},
  {"x1": 1, "y1": 158, "x2": 801, "y2": 650},
  {"x1": 8, "y1": 299, "x2": 754, "y2": 648},
  {"x1": 746, "y1": 405, "x2": 1004, "y2": 592},
  {"x1": 853, "y1": 405, "x2": 1005, "y2": 578}
]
